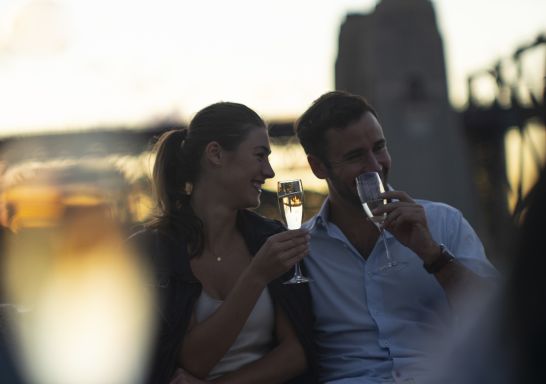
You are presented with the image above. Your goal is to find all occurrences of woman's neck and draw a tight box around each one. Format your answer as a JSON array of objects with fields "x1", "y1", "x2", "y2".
[{"x1": 190, "y1": 182, "x2": 239, "y2": 244}]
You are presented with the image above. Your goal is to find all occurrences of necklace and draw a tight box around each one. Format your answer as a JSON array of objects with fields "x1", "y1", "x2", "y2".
[
  {"x1": 208, "y1": 244, "x2": 222, "y2": 262},
  {"x1": 206, "y1": 232, "x2": 229, "y2": 262}
]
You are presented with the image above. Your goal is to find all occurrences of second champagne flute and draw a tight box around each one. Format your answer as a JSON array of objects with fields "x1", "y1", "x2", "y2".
[
  {"x1": 355, "y1": 172, "x2": 396, "y2": 270},
  {"x1": 277, "y1": 179, "x2": 311, "y2": 284}
]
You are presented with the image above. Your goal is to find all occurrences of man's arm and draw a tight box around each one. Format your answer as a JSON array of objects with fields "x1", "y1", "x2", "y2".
[
  {"x1": 418, "y1": 242, "x2": 495, "y2": 307},
  {"x1": 376, "y1": 190, "x2": 496, "y2": 308}
]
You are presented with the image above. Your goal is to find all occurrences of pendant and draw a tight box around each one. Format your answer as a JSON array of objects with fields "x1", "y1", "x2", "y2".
[{"x1": 216, "y1": 256, "x2": 222, "y2": 262}]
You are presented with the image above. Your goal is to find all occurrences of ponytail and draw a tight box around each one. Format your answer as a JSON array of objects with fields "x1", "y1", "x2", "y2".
[{"x1": 147, "y1": 129, "x2": 204, "y2": 257}]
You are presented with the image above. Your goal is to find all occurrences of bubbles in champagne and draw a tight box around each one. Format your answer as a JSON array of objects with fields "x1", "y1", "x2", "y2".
[
  {"x1": 277, "y1": 179, "x2": 304, "y2": 230},
  {"x1": 363, "y1": 199, "x2": 387, "y2": 228},
  {"x1": 278, "y1": 193, "x2": 303, "y2": 229}
]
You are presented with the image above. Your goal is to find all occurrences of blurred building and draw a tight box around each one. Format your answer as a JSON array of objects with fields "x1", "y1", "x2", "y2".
[
  {"x1": 335, "y1": 0, "x2": 483, "y2": 232},
  {"x1": 0, "y1": 128, "x2": 163, "y2": 232},
  {"x1": 0, "y1": 121, "x2": 322, "y2": 233}
]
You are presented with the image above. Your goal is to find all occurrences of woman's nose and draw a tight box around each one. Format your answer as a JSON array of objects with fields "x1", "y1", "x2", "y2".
[{"x1": 263, "y1": 159, "x2": 275, "y2": 179}]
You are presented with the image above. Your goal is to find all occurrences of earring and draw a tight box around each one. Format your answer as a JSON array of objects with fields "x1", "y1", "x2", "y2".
[{"x1": 184, "y1": 182, "x2": 193, "y2": 196}]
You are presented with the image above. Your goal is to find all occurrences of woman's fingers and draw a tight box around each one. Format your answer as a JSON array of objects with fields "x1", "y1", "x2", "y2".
[
  {"x1": 271, "y1": 228, "x2": 308, "y2": 241},
  {"x1": 266, "y1": 230, "x2": 310, "y2": 253},
  {"x1": 251, "y1": 228, "x2": 310, "y2": 281}
]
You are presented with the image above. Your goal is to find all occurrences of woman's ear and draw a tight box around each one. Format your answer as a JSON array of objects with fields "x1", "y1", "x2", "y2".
[
  {"x1": 308, "y1": 154, "x2": 329, "y2": 179},
  {"x1": 204, "y1": 141, "x2": 223, "y2": 166}
]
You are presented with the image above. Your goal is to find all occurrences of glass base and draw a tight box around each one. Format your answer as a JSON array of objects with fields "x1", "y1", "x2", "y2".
[
  {"x1": 283, "y1": 275, "x2": 311, "y2": 284},
  {"x1": 376, "y1": 260, "x2": 398, "y2": 272}
]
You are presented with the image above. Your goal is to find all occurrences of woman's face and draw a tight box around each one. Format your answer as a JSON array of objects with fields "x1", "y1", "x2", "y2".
[{"x1": 219, "y1": 126, "x2": 275, "y2": 209}]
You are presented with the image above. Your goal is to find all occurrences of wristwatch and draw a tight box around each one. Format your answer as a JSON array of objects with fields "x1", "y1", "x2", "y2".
[{"x1": 423, "y1": 244, "x2": 455, "y2": 274}]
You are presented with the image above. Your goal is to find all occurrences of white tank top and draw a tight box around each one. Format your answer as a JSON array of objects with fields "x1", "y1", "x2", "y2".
[{"x1": 193, "y1": 288, "x2": 275, "y2": 379}]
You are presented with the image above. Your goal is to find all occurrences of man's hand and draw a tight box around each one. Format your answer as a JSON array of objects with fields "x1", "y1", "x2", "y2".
[{"x1": 374, "y1": 190, "x2": 440, "y2": 264}]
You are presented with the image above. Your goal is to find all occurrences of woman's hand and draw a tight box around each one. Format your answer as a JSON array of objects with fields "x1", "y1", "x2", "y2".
[{"x1": 249, "y1": 229, "x2": 310, "y2": 284}]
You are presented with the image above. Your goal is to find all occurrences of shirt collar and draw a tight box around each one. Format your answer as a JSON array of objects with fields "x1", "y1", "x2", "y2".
[
  {"x1": 306, "y1": 192, "x2": 395, "y2": 239},
  {"x1": 306, "y1": 197, "x2": 331, "y2": 232}
]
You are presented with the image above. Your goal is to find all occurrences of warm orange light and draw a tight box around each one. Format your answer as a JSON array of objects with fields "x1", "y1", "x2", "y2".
[{"x1": 505, "y1": 121, "x2": 546, "y2": 213}]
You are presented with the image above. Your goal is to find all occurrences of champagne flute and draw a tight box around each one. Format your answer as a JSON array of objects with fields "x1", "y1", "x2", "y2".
[
  {"x1": 355, "y1": 172, "x2": 396, "y2": 270},
  {"x1": 277, "y1": 179, "x2": 311, "y2": 284}
]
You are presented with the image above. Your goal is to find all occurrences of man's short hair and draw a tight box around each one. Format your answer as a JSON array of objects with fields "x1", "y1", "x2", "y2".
[{"x1": 295, "y1": 91, "x2": 377, "y2": 164}]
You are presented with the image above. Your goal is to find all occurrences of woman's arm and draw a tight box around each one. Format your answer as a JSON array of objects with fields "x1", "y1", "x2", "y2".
[
  {"x1": 212, "y1": 303, "x2": 307, "y2": 384},
  {"x1": 179, "y1": 229, "x2": 309, "y2": 379}
]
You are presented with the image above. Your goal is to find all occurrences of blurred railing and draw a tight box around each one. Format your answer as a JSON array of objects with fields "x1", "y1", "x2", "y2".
[{"x1": 463, "y1": 32, "x2": 545, "y2": 263}]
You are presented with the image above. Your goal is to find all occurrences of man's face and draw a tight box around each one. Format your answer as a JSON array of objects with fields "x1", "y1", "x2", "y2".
[{"x1": 320, "y1": 112, "x2": 391, "y2": 208}]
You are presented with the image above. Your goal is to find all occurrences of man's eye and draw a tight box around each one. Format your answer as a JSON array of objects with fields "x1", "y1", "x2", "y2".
[
  {"x1": 345, "y1": 153, "x2": 364, "y2": 162},
  {"x1": 374, "y1": 143, "x2": 386, "y2": 152}
]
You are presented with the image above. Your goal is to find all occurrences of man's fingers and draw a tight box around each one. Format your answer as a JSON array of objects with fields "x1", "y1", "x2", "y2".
[
  {"x1": 373, "y1": 201, "x2": 414, "y2": 214},
  {"x1": 380, "y1": 190, "x2": 415, "y2": 203}
]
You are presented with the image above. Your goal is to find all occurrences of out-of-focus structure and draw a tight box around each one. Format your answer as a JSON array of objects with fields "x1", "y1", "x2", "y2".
[{"x1": 463, "y1": 33, "x2": 546, "y2": 265}]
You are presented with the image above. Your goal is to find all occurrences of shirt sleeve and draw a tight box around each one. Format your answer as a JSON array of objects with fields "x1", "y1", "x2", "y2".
[{"x1": 441, "y1": 206, "x2": 499, "y2": 279}]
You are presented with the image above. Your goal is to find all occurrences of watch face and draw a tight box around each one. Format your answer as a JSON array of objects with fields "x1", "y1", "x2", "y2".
[{"x1": 440, "y1": 244, "x2": 455, "y2": 259}]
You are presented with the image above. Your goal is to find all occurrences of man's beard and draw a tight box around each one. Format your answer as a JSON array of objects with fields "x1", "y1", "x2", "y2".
[{"x1": 326, "y1": 171, "x2": 362, "y2": 209}]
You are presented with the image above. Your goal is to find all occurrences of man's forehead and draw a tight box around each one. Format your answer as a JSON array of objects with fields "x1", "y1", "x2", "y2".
[{"x1": 325, "y1": 123, "x2": 384, "y2": 151}]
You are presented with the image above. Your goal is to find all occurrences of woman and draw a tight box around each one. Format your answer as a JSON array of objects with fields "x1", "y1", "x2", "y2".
[{"x1": 130, "y1": 102, "x2": 317, "y2": 384}]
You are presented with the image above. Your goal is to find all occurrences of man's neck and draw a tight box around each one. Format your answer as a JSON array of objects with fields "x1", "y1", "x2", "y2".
[{"x1": 327, "y1": 196, "x2": 380, "y2": 259}]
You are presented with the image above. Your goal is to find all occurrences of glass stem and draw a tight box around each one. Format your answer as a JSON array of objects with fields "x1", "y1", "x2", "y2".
[
  {"x1": 380, "y1": 230, "x2": 392, "y2": 264},
  {"x1": 293, "y1": 262, "x2": 303, "y2": 278}
]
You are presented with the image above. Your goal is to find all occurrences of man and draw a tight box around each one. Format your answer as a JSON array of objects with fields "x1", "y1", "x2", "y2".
[{"x1": 295, "y1": 91, "x2": 497, "y2": 383}]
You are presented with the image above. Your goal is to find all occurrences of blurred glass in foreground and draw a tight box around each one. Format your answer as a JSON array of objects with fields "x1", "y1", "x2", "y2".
[{"x1": 0, "y1": 159, "x2": 156, "y2": 384}]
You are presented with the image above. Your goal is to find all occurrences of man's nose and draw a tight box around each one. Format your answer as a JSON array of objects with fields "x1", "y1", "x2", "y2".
[{"x1": 360, "y1": 153, "x2": 382, "y2": 174}]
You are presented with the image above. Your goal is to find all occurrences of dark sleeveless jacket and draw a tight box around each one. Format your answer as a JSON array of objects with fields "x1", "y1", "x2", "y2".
[{"x1": 129, "y1": 210, "x2": 318, "y2": 384}]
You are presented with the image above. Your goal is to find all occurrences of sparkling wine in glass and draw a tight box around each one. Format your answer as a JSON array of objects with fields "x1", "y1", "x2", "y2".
[
  {"x1": 277, "y1": 179, "x2": 311, "y2": 284},
  {"x1": 355, "y1": 172, "x2": 396, "y2": 270}
]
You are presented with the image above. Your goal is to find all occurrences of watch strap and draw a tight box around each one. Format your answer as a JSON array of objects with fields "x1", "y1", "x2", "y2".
[{"x1": 423, "y1": 244, "x2": 455, "y2": 274}]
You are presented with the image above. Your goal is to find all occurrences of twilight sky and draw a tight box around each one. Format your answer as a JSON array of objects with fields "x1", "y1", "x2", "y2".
[{"x1": 0, "y1": 0, "x2": 544, "y2": 135}]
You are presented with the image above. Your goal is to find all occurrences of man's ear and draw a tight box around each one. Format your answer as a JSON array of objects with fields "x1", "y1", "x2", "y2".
[
  {"x1": 308, "y1": 154, "x2": 329, "y2": 179},
  {"x1": 204, "y1": 141, "x2": 223, "y2": 166}
]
